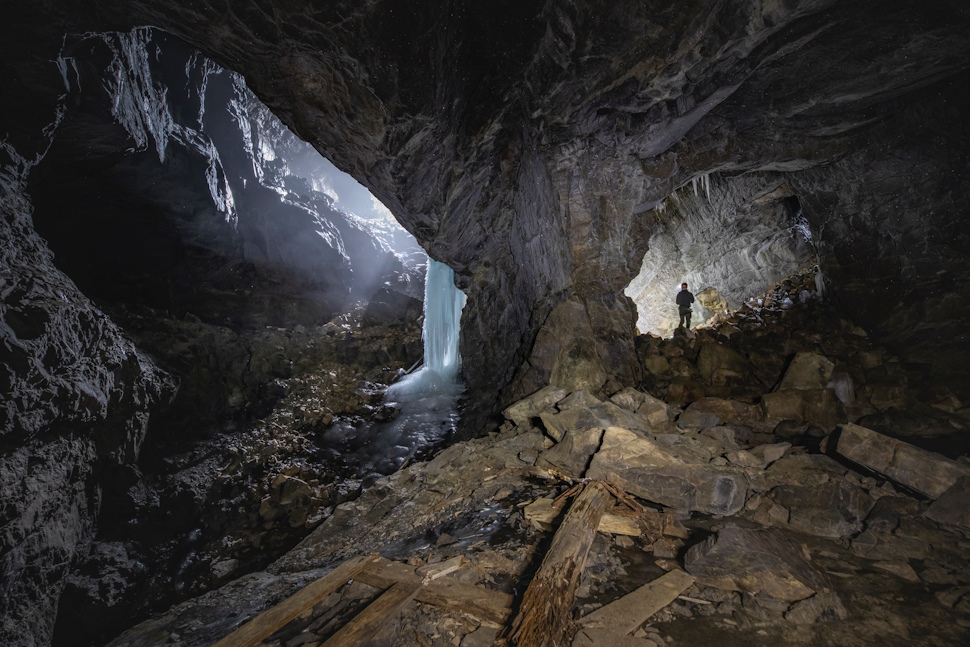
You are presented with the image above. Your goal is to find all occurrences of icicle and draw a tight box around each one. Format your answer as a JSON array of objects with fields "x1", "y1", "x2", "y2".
[
  {"x1": 692, "y1": 177, "x2": 698, "y2": 197},
  {"x1": 386, "y1": 259, "x2": 467, "y2": 399}
]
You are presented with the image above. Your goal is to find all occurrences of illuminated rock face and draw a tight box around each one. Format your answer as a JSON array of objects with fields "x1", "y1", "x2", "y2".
[{"x1": 7, "y1": 0, "x2": 970, "y2": 406}]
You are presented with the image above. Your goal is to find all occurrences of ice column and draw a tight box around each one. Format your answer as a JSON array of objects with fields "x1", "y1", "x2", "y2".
[{"x1": 386, "y1": 259, "x2": 467, "y2": 398}]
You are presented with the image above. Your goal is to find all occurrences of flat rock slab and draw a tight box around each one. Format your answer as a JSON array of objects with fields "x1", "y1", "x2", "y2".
[
  {"x1": 503, "y1": 385, "x2": 568, "y2": 426},
  {"x1": 762, "y1": 481, "x2": 875, "y2": 539},
  {"x1": 836, "y1": 423, "x2": 970, "y2": 498},
  {"x1": 762, "y1": 388, "x2": 846, "y2": 431},
  {"x1": 540, "y1": 402, "x2": 650, "y2": 442},
  {"x1": 777, "y1": 351, "x2": 835, "y2": 391},
  {"x1": 685, "y1": 523, "x2": 828, "y2": 603},
  {"x1": 586, "y1": 427, "x2": 747, "y2": 516},
  {"x1": 578, "y1": 569, "x2": 694, "y2": 635},
  {"x1": 536, "y1": 427, "x2": 603, "y2": 478},
  {"x1": 924, "y1": 476, "x2": 970, "y2": 530}
]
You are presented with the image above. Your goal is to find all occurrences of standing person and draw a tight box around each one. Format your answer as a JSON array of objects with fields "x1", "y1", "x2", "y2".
[{"x1": 676, "y1": 282, "x2": 695, "y2": 329}]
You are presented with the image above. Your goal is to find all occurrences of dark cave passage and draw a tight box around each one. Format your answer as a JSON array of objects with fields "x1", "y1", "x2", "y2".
[{"x1": 2, "y1": 2, "x2": 970, "y2": 646}]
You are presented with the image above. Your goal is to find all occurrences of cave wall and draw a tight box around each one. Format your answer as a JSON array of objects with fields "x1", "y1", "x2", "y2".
[
  {"x1": 789, "y1": 76, "x2": 970, "y2": 378},
  {"x1": 36, "y1": 0, "x2": 963, "y2": 413},
  {"x1": 1, "y1": 171, "x2": 172, "y2": 645}
]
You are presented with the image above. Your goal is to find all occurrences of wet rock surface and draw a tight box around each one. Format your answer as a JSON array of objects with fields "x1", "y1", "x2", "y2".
[
  {"x1": 51, "y1": 303, "x2": 424, "y2": 646},
  {"x1": 103, "y1": 291, "x2": 970, "y2": 647}
]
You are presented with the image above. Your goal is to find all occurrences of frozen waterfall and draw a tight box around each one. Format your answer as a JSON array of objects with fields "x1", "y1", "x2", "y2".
[{"x1": 386, "y1": 259, "x2": 466, "y2": 399}]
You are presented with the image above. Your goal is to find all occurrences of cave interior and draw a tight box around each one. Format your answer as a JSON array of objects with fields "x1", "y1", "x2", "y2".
[{"x1": 2, "y1": 1, "x2": 970, "y2": 646}]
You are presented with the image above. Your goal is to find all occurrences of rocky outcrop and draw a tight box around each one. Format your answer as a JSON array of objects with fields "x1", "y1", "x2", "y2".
[
  {"x1": 27, "y1": 28, "x2": 422, "y2": 329},
  {"x1": 1, "y1": 173, "x2": 172, "y2": 646}
]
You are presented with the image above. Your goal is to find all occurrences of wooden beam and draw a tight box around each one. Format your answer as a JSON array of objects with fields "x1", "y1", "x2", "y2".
[
  {"x1": 211, "y1": 554, "x2": 377, "y2": 647},
  {"x1": 577, "y1": 569, "x2": 694, "y2": 635},
  {"x1": 321, "y1": 580, "x2": 420, "y2": 647},
  {"x1": 355, "y1": 557, "x2": 513, "y2": 626},
  {"x1": 506, "y1": 481, "x2": 613, "y2": 647},
  {"x1": 524, "y1": 498, "x2": 640, "y2": 536}
]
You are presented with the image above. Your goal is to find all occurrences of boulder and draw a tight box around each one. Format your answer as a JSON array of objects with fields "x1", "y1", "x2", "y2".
[
  {"x1": 536, "y1": 428, "x2": 604, "y2": 478},
  {"x1": 642, "y1": 355, "x2": 670, "y2": 377},
  {"x1": 747, "y1": 453, "x2": 848, "y2": 494},
  {"x1": 611, "y1": 388, "x2": 675, "y2": 431},
  {"x1": 777, "y1": 352, "x2": 835, "y2": 391},
  {"x1": 540, "y1": 402, "x2": 650, "y2": 442},
  {"x1": 749, "y1": 442, "x2": 791, "y2": 467},
  {"x1": 586, "y1": 428, "x2": 747, "y2": 515},
  {"x1": 700, "y1": 425, "x2": 751, "y2": 451},
  {"x1": 557, "y1": 389, "x2": 603, "y2": 410},
  {"x1": 761, "y1": 481, "x2": 875, "y2": 539},
  {"x1": 696, "y1": 286, "x2": 730, "y2": 313},
  {"x1": 696, "y1": 343, "x2": 750, "y2": 384},
  {"x1": 502, "y1": 385, "x2": 568, "y2": 427},
  {"x1": 762, "y1": 389, "x2": 846, "y2": 431},
  {"x1": 679, "y1": 397, "x2": 763, "y2": 430},
  {"x1": 924, "y1": 477, "x2": 970, "y2": 531},
  {"x1": 784, "y1": 591, "x2": 847, "y2": 625},
  {"x1": 685, "y1": 524, "x2": 829, "y2": 602},
  {"x1": 836, "y1": 423, "x2": 970, "y2": 498}
]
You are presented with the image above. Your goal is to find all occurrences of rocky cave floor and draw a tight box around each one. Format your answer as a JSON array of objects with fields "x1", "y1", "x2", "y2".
[
  {"x1": 58, "y1": 296, "x2": 429, "y2": 644},
  {"x1": 105, "y1": 272, "x2": 970, "y2": 647}
]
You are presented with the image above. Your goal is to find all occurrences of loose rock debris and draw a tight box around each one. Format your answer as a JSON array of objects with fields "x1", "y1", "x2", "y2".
[{"x1": 109, "y1": 294, "x2": 970, "y2": 647}]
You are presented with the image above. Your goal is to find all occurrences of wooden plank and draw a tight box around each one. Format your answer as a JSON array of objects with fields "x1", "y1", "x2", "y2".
[
  {"x1": 415, "y1": 555, "x2": 465, "y2": 580},
  {"x1": 211, "y1": 554, "x2": 377, "y2": 647},
  {"x1": 355, "y1": 557, "x2": 512, "y2": 626},
  {"x1": 507, "y1": 481, "x2": 613, "y2": 647},
  {"x1": 321, "y1": 580, "x2": 420, "y2": 647},
  {"x1": 577, "y1": 569, "x2": 694, "y2": 635}
]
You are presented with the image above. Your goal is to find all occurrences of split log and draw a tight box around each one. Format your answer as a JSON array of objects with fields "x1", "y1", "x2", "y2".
[
  {"x1": 507, "y1": 481, "x2": 613, "y2": 647},
  {"x1": 321, "y1": 580, "x2": 421, "y2": 647},
  {"x1": 577, "y1": 569, "x2": 694, "y2": 635},
  {"x1": 211, "y1": 554, "x2": 377, "y2": 647}
]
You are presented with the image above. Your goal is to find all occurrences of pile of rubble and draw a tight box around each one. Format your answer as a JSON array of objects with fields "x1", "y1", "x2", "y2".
[{"x1": 107, "y1": 287, "x2": 970, "y2": 647}]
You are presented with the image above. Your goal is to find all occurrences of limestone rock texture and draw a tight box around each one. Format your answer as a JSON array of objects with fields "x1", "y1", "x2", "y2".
[
  {"x1": 6, "y1": 0, "x2": 961, "y2": 409},
  {"x1": 1, "y1": 175, "x2": 172, "y2": 644}
]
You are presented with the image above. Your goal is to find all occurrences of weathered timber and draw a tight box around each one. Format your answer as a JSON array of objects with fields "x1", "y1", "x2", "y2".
[
  {"x1": 507, "y1": 481, "x2": 613, "y2": 647},
  {"x1": 416, "y1": 555, "x2": 466, "y2": 580},
  {"x1": 577, "y1": 569, "x2": 694, "y2": 635},
  {"x1": 355, "y1": 556, "x2": 512, "y2": 626},
  {"x1": 523, "y1": 498, "x2": 640, "y2": 536},
  {"x1": 211, "y1": 554, "x2": 377, "y2": 647},
  {"x1": 321, "y1": 580, "x2": 420, "y2": 647},
  {"x1": 837, "y1": 423, "x2": 970, "y2": 498}
]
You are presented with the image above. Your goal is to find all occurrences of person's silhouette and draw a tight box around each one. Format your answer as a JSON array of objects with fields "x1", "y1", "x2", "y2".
[{"x1": 676, "y1": 282, "x2": 695, "y2": 329}]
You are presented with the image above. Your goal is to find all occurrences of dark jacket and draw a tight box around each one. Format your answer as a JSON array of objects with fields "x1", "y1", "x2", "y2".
[{"x1": 676, "y1": 289, "x2": 695, "y2": 310}]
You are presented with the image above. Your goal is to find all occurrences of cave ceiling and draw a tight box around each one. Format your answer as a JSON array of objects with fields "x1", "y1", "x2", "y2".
[{"x1": 7, "y1": 0, "x2": 970, "y2": 402}]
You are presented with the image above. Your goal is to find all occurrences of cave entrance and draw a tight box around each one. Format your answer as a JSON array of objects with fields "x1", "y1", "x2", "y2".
[{"x1": 624, "y1": 176, "x2": 815, "y2": 337}]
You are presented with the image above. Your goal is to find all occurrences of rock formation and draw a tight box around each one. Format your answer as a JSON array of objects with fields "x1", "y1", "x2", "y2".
[{"x1": 3, "y1": 1, "x2": 970, "y2": 645}]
